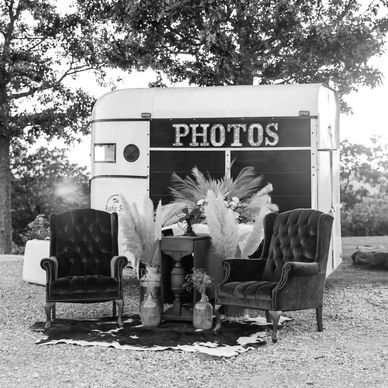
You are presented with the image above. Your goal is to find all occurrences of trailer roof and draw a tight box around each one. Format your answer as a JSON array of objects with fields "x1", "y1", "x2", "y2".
[{"x1": 92, "y1": 83, "x2": 338, "y2": 120}]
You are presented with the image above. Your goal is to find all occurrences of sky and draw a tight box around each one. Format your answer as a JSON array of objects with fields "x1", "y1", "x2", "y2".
[{"x1": 340, "y1": 50, "x2": 388, "y2": 144}]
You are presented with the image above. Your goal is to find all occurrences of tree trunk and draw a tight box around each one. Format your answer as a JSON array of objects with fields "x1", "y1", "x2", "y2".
[{"x1": 0, "y1": 135, "x2": 12, "y2": 253}]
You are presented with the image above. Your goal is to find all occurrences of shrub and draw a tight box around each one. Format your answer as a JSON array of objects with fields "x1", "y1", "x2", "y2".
[{"x1": 341, "y1": 196, "x2": 388, "y2": 236}]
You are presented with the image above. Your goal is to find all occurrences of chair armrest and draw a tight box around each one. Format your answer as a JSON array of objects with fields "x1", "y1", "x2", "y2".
[
  {"x1": 272, "y1": 261, "x2": 321, "y2": 309},
  {"x1": 40, "y1": 256, "x2": 58, "y2": 282},
  {"x1": 220, "y1": 258, "x2": 267, "y2": 285},
  {"x1": 284, "y1": 261, "x2": 319, "y2": 277},
  {"x1": 110, "y1": 256, "x2": 129, "y2": 279},
  {"x1": 276, "y1": 261, "x2": 319, "y2": 291}
]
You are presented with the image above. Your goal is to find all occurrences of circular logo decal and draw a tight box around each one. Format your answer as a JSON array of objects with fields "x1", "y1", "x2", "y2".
[{"x1": 105, "y1": 194, "x2": 123, "y2": 213}]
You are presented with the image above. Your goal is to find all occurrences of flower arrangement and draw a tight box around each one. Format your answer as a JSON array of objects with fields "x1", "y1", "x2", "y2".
[
  {"x1": 183, "y1": 267, "x2": 213, "y2": 296},
  {"x1": 169, "y1": 165, "x2": 263, "y2": 208},
  {"x1": 169, "y1": 165, "x2": 277, "y2": 224},
  {"x1": 168, "y1": 165, "x2": 278, "y2": 259},
  {"x1": 120, "y1": 196, "x2": 163, "y2": 269},
  {"x1": 197, "y1": 195, "x2": 248, "y2": 223}
]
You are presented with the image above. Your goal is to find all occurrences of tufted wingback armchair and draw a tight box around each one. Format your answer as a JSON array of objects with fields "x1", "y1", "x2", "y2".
[
  {"x1": 40, "y1": 209, "x2": 128, "y2": 329},
  {"x1": 215, "y1": 208, "x2": 333, "y2": 342}
]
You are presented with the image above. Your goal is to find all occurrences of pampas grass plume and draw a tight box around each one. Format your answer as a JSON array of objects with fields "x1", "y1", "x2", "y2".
[
  {"x1": 204, "y1": 190, "x2": 240, "y2": 259},
  {"x1": 119, "y1": 196, "x2": 163, "y2": 267}
]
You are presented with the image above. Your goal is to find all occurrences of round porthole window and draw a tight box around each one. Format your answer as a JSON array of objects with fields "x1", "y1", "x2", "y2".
[{"x1": 123, "y1": 144, "x2": 140, "y2": 162}]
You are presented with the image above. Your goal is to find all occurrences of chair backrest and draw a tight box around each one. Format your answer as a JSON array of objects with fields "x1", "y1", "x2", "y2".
[
  {"x1": 49, "y1": 209, "x2": 118, "y2": 278},
  {"x1": 261, "y1": 209, "x2": 333, "y2": 282}
]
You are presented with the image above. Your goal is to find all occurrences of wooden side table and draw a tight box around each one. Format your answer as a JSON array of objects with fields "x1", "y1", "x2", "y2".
[{"x1": 160, "y1": 234, "x2": 211, "y2": 322}]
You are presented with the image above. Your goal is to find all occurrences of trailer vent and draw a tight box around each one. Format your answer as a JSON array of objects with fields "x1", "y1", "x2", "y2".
[
  {"x1": 141, "y1": 112, "x2": 152, "y2": 118},
  {"x1": 299, "y1": 110, "x2": 310, "y2": 117}
]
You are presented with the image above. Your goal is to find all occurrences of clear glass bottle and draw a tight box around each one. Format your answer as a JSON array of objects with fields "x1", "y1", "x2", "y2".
[
  {"x1": 193, "y1": 293, "x2": 213, "y2": 330},
  {"x1": 140, "y1": 291, "x2": 161, "y2": 327}
]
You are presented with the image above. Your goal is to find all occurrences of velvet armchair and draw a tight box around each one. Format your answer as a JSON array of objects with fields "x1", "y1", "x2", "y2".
[
  {"x1": 215, "y1": 208, "x2": 334, "y2": 342},
  {"x1": 40, "y1": 209, "x2": 128, "y2": 329}
]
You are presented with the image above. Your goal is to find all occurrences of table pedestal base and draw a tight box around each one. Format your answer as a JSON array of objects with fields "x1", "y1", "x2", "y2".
[{"x1": 160, "y1": 235, "x2": 211, "y2": 322}]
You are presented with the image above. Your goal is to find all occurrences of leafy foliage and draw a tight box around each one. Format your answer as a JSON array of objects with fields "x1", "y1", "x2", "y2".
[
  {"x1": 88, "y1": 0, "x2": 388, "y2": 112},
  {"x1": 340, "y1": 137, "x2": 388, "y2": 210},
  {"x1": 342, "y1": 197, "x2": 388, "y2": 236},
  {"x1": 29, "y1": 214, "x2": 50, "y2": 240},
  {"x1": 11, "y1": 145, "x2": 90, "y2": 251},
  {"x1": 340, "y1": 137, "x2": 388, "y2": 236},
  {"x1": 0, "y1": 1, "x2": 105, "y2": 143},
  {"x1": 0, "y1": 0, "x2": 113, "y2": 252}
]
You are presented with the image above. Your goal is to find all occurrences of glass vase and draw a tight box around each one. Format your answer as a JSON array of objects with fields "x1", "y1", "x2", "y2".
[
  {"x1": 140, "y1": 280, "x2": 162, "y2": 311},
  {"x1": 140, "y1": 291, "x2": 161, "y2": 327},
  {"x1": 193, "y1": 293, "x2": 213, "y2": 330},
  {"x1": 140, "y1": 265, "x2": 162, "y2": 311}
]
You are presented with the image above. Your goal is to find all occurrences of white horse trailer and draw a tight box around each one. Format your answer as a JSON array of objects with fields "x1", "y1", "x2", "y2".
[{"x1": 90, "y1": 84, "x2": 341, "y2": 274}]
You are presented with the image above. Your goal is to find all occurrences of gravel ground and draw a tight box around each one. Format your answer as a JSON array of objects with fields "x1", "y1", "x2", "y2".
[{"x1": 0, "y1": 237, "x2": 387, "y2": 388}]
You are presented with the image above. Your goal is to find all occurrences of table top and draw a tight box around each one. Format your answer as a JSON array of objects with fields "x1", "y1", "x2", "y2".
[{"x1": 161, "y1": 234, "x2": 211, "y2": 252}]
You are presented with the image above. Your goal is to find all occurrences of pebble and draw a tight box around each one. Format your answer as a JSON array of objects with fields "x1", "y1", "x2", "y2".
[{"x1": 0, "y1": 255, "x2": 387, "y2": 387}]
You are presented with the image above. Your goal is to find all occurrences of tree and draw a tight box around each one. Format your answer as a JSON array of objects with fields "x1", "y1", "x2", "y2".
[
  {"x1": 11, "y1": 145, "x2": 90, "y2": 251},
  {"x1": 340, "y1": 139, "x2": 372, "y2": 209},
  {"x1": 340, "y1": 137, "x2": 388, "y2": 209},
  {"x1": 81, "y1": 0, "x2": 388, "y2": 111},
  {"x1": 0, "y1": 0, "x2": 111, "y2": 253},
  {"x1": 340, "y1": 137, "x2": 388, "y2": 236}
]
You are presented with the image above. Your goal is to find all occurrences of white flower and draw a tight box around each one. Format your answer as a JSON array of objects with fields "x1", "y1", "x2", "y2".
[
  {"x1": 196, "y1": 199, "x2": 206, "y2": 206},
  {"x1": 231, "y1": 197, "x2": 240, "y2": 204}
]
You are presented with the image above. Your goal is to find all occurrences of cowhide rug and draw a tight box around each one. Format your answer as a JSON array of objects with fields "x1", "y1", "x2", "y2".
[{"x1": 31, "y1": 315, "x2": 291, "y2": 358}]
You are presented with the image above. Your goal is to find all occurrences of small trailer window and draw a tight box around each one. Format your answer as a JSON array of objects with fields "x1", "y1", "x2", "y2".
[
  {"x1": 123, "y1": 144, "x2": 140, "y2": 162},
  {"x1": 94, "y1": 143, "x2": 116, "y2": 163}
]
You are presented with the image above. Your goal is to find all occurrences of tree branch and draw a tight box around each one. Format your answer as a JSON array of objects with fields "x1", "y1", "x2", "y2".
[
  {"x1": 10, "y1": 85, "x2": 43, "y2": 99},
  {"x1": 10, "y1": 62, "x2": 99, "y2": 100},
  {"x1": 55, "y1": 63, "x2": 98, "y2": 84},
  {"x1": 24, "y1": 37, "x2": 48, "y2": 52}
]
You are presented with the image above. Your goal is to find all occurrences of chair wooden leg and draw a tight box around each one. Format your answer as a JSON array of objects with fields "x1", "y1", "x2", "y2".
[
  {"x1": 316, "y1": 306, "x2": 323, "y2": 332},
  {"x1": 112, "y1": 301, "x2": 117, "y2": 318},
  {"x1": 115, "y1": 299, "x2": 124, "y2": 327},
  {"x1": 44, "y1": 302, "x2": 55, "y2": 329},
  {"x1": 269, "y1": 310, "x2": 282, "y2": 343},
  {"x1": 52, "y1": 303, "x2": 56, "y2": 319},
  {"x1": 214, "y1": 304, "x2": 222, "y2": 333},
  {"x1": 265, "y1": 311, "x2": 272, "y2": 323}
]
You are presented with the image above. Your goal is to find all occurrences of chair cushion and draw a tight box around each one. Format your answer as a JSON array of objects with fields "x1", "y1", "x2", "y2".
[
  {"x1": 218, "y1": 280, "x2": 277, "y2": 306},
  {"x1": 51, "y1": 275, "x2": 119, "y2": 300}
]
